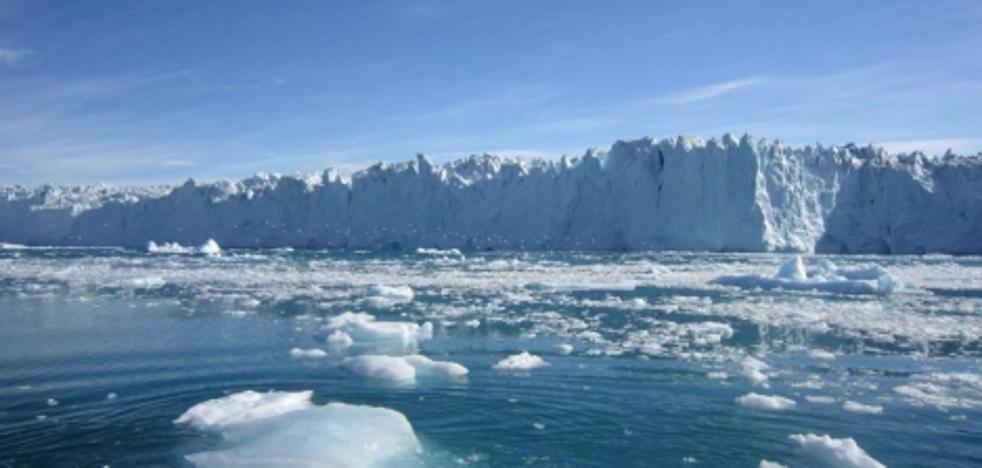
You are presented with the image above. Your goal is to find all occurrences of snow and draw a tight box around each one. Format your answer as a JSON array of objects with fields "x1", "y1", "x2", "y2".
[
  {"x1": 713, "y1": 256, "x2": 903, "y2": 295},
  {"x1": 842, "y1": 401, "x2": 883, "y2": 415},
  {"x1": 289, "y1": 348, "x2": 327, "y2": 359},
  {"x1": 176, "y1": 390, "x2": 420, "y2": 467},
  {"x1": 788, "y1": 433, "x2": 884, "y2": 468},
  {"x1": 736, "y1": 393, "x2": 796, "y2": 411},
  {"x1": 3, "y1": 135, "x2": 980, "y2": 254},
  {"x1": 493, "y1": 352, "x2": 550, "y2": 371},
  {"x1": 340, "y1": 354, "x2": 468, "y2": 384}
]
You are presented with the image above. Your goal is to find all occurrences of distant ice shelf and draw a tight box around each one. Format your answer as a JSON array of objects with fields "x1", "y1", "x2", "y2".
[{"x1": 1, "y1": 134, "x2": 980, "y2": 254}]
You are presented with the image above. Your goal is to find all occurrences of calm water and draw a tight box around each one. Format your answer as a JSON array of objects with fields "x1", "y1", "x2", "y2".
[{"x1": 0, "y1": 248, "x2": 980, "y2": 467}]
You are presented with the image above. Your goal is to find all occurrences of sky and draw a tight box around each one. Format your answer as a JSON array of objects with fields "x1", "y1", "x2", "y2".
[{"x1": 1, "y1": 0, "x2": 981, "y2": 185}]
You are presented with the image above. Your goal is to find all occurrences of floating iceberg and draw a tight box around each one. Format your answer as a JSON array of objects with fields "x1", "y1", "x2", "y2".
[
  {"x1": 288, "y1": 348, "x2": 327, "y2": 359},
  {"x1": 148, "y1": 238, "x2": 221, "y2": 256},
  {"x1": 493, "y1": 351, "x2": 550, "y2": 371},
  {"x1": 788, "y1": 433, "x2": 884, "y2": 468},
  {"x1": 340, "y1": 354, "x2": 468, "y2": 384},
  {"x1": 2, "y1": 135, "x2": 979, "y2": 254},
  {"x1": 712, "y1": 256, "x2": 902, "y2": 295},
  {"x1": 736, "y1": 393, "x2": 796, "y2": 411},
  {"x1": 365, "y1": 285, "x2": 415, "y2": 306},
  {"x1": 175, "y1": 390, "x2": 421, "y2": 467},
  {"x1": 322, "y1": 312, "x2": 433, "y2": 352}
]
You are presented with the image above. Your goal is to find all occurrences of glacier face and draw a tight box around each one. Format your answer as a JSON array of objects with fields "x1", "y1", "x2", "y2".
[{"x1": 1, "y1": 134, "x2": 980, "y2": 254}]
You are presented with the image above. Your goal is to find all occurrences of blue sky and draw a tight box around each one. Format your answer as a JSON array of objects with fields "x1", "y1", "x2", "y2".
[{"x1": 1, "y1": 0, "x2": 980, "y2": 184}]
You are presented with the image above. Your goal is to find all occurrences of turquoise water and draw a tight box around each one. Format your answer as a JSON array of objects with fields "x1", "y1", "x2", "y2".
[{"x1": 0, "y1": 248, "x2": 980, "y2": 466}]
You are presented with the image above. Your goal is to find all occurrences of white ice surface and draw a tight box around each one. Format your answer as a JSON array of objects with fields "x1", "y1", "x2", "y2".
[
  {"x1": 493, "y1": 352, "x2": 550, "y2": 371},
  {"x1": 289, "y1": 348, "x2": 327, "y2": 359},
  {"x1": 736, "y1": 393, "x2": 796, "y2": 411},
  {"x1": 788, "y1": 433, "x2": 884, "y2": 468},
  {"x1": 713, "y1": 256, "x2": 903, "y2": 295},
  {"x1": 176, "y1": 390, "x2": 420, "y2": 468},
  {"x1": 3, "y1": 135, "x2": 980, "y2": 254},
  {"x1": 341, "y1": 354, "x2": 468, "y2": 384}
]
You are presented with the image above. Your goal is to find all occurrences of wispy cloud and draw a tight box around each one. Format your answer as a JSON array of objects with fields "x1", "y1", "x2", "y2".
[
  {"x1": 0, "y1": 47, "x2": 32, "y2": 66},
  {"x1": 653, "y1": 76, "x2": 767, "y2": 105}
]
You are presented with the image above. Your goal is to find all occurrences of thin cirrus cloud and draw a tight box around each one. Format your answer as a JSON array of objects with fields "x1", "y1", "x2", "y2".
[
  {"x1": 0, "y1": 47, "x2": 32, "y2": 66},
  {"x1": 652, "y1": 76, "x2": 768, "y2": 105}
]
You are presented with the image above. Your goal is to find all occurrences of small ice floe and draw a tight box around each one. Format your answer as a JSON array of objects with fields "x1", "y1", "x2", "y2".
[
  {"x1": 415, "y1": 247, "x2": 463, "y2": 257},
  {"x1": 0, "y1": 242, "x2": 28, "y2": 250},
  {"x1": 364, "y1": 285, "x2": 415, "y2": 306},
  {"x1": 807, "y1": 349, "x2": 837, "y2": 361},
  {"x1": 175, "y1": 390, "x2": 420, "y2": 467},
  {"x1": 322, "y1": 312, "x2": 432, "y2": 352},
  {"x1": 842, "y1": 401, "x2": 883, "y2": 415},
  {"x1": 788, "y1": 433, "x2": 884, "y2": 468},
  {"x1": 532, "y1": 422, "x2": 546, "y2": 431},
  {"x1": 740, "y1": 356, "x2": 771, "y2": 386},
  {"x1": 223, "y1": 309, "x2": 253, "y2": 318},
  {"x1": 106, "y1": 392, "x2": 118, "y2": 401},
  {"x1": 327, "y1": 330, "x2": 354, "y2": 348},
  {"x1": 554, "y1": 343, "x2": 574, "y2": 355},
  {"x1": 892, "y1": 372, "x2": 982, "y2": 409},
  {"x1": 340, "y1": 354, "x2": 468, "y2": 384},
  {"x1": 147, "y1": 239, "x2": 222, "y2": 256},
  {"x1": 712, "y1": 256, "x2": 902, "y2": 295},
  {"x1": 736, "y1": 393, "x2": 796, "y2": 411},
  {"x1": 806, "y1": 395, "x2": 836, "y2": 404},
  {"x1": 289, "y1": 347, "x2": 327, "y2": 359},
  {"x1": 124, "y1": 276, "x2": 167, "y2": 289},
  {"x1": 682, "y1": 456, "x2": 697, "y2": 463},
  {"x1": 46, "y1": 398, "x2": 58, "y2": 407},
  {"x1": 493, "y1": 351, "x2": 550, "y2": 371},
  {"x1": 706, "y1": 371, "x2": 728, "y2": 380},
  {"x1": 759, "y1": 460, "x2": 787, "y2": 468}
]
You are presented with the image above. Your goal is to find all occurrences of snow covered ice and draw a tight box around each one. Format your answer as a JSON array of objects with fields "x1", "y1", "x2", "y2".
[{"x1": 2, "y1": 135, "x2": 980, "y2": 254}]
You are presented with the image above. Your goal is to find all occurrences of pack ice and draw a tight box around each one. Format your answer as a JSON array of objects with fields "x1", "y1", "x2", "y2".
[{"x1": 2, "y1": 134, "x2": 979, "y2": 253}]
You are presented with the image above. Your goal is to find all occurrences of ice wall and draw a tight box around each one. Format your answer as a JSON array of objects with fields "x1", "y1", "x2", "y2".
[{"x1": 1, "y1": 134, "x2": 979, "y2": 253}]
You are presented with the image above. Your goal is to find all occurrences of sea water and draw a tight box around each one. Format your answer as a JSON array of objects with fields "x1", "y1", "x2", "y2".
[{"x1": 0, "y1": 247, "x2": 979, "y2": 466}]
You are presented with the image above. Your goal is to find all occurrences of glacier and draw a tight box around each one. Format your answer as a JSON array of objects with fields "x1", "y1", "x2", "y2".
[{"x1": 1, "y1": 134, "x2": 980, "y2": 254}]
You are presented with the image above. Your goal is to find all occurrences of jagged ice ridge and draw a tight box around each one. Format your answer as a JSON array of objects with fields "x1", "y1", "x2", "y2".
[{"x1": 2, "y1": 134, "x2": 980, "y2": 254}]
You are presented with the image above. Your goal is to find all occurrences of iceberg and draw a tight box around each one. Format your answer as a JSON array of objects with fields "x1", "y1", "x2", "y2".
[
  {"x1": 493, "y1": 351, "x2": 550, "y2": 371},
  {"x1": 175, "y1": 390, "x2": 421, "y2": 467},
  {"x1": 788, "y1": 433, "x2": 884, "y2": 468},
  {"x1": 712, "y1": 256, "x2": 902, "y2": 295},
  {"x1": 736, "y1": 393, "x2": 796, "y2": 411},
  {"x1": 322, "y1": 312, "x2": 433, "y2": 352},
  {"x1": 340, "y1": 354, "x2": 468, "y2": 384},
  {"x1": 2, "y1": 135, "x2": 979, "y2": 254}
]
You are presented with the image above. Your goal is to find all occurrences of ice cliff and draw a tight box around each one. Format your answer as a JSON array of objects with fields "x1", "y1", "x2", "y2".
[{"x1": 1, "y1": 134, "x2": 980, "y2": 254}]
